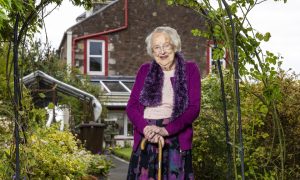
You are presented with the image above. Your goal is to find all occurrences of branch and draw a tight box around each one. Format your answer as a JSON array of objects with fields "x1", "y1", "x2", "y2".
[{"x1": 18, "y1": 0, "x2": 53, "y2": 45}]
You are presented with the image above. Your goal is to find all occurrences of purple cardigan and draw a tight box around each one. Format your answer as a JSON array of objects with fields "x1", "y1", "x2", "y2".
[{"x1": 126, "y1": 60, "x2": 201, "y2": 151}]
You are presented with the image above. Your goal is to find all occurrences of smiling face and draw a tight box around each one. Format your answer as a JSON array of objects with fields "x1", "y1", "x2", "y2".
[{"x1": 151, "y1": 32, "x2": 176, "y2": 71}]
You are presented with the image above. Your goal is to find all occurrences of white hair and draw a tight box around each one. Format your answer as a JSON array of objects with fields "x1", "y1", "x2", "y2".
[{"x1": 145, "y1": 26, "x2": 181, "y2": 57}]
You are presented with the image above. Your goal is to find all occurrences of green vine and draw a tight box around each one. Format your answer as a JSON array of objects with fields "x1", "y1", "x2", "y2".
[{"x1": 167, "y1": 0, "x2": 295, "y2": 179}]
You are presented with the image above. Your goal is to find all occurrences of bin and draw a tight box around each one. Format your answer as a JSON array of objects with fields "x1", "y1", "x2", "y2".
[{"x1": 78, "y1": 122, "x2": 106, "y2": 154}]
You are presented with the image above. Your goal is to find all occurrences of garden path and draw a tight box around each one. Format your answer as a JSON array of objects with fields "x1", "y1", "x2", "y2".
[{"x1": 107, "y1": 154, "x2": 129, "y2": 180}]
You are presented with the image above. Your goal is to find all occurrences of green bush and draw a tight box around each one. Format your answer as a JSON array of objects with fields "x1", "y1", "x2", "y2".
[
  {"x1": 0, "y1": 125, "x2": 112, "y2": 179},
  {"x1": 192, "y1": 73, "x2": 234, "y2": 179},
  {"x1": 192, "y1": 71, "x2": 300, "y2": 179},
  {"x1": 0, "y1": 41, "x2": 111, "y2": 179}
]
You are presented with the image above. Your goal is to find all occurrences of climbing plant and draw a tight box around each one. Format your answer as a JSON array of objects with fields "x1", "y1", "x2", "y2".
[
  {"x1": 0, "y1": 1, "x2": 102, "y2": 179},
  {"x1": 166, "y1": 0, "x2": 297, "y2": 179}
]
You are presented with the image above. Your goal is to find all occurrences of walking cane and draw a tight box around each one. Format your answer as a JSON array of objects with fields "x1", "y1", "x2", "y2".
[{"x1": 140, "y1": 138, "x2": 163, "y2": 180}]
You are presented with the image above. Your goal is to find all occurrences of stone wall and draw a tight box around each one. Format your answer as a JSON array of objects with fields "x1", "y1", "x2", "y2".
[{"x1": 68, "y1": 0, "x2": 207, "y2": 76}]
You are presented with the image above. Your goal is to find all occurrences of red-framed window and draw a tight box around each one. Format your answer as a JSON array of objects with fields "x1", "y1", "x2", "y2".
[
  {"x1": 87, "y1": 39, "x2": 105, "y2": 75},
  {"x1": 83, "y1": 37, "x2": 108, "y2": 76}
]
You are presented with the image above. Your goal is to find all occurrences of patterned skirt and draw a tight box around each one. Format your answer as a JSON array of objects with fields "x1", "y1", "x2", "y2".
[{"x1": 127, "y1": 119, "x2": 194, "y2": 180}]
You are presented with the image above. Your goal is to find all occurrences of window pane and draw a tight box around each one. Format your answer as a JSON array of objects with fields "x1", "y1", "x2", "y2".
[
  {"x1": 90, "y1": 57, "x2": 102, "y2": 71},
  {"x1": 116, "y1": 118, "x2": 124, "y2": 135},
  {"x1": 90, "y1": 41, "x2": 102, "y2": 55},
  {"x1": 102, "y1": 81, "x2": 127, "y2": 92},
  {"x1": 107, "y1": 112, "x2": 124, "y2": 135},
  {"x1": 127, "y1": 120, "x2": 133, "y2": 136}
]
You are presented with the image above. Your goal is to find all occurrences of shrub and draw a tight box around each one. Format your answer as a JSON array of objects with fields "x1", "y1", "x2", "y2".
[
  {"x1": 0, "y1": 125, "x2": 112, "y2": 179},
  {"x1": 192, "y1": 71, "x2": 300, "y2": 179}
]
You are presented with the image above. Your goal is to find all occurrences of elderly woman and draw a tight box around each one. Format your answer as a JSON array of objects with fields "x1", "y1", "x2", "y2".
[{"x1": 126, "y1": 26, "x2": 201, "y2": 180}]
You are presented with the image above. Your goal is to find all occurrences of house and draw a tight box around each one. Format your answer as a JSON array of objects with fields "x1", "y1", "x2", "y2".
[{"x1": 58, "y1": 0, "x2": 208, "y2": 146}]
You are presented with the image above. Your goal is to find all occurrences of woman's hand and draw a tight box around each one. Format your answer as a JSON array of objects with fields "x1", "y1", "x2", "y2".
[
  {"x1": 143, "y1": 125, "x2": 169, "y2": 138},
  {"x1": 149, "y1": 126, "x2": 169, "y2": 137},
  {"x1": 143, "y1": 125, "x2": 157, "y2": 140},
  {"x1": 143, "y1": 125, "x2": 167, "y2": 148},
  {"x1": 157, "y1": 127, "x2": 169, "y2": 137},
  {"x1": 148, "y1": 134, "x2": 165, "y2": 148}
]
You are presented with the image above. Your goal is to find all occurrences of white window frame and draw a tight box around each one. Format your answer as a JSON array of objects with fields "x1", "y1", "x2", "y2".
[{"x1": 87, "y1": 39, "x2": 105, "y2": 75}]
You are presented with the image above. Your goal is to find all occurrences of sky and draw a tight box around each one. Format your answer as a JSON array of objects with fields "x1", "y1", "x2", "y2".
[{"x1": 37, "y1": 0, "x2": 300, "y2": 74}]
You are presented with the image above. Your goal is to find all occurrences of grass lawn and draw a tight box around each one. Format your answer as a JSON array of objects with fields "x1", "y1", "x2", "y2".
[{"x1": 112, "y1": 147, "x2": 132, "y2": 161}]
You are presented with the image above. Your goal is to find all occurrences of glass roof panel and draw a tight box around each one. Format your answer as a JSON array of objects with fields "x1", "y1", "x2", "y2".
[
  {"x1": 91, "y1": 81, "x2": 109, "y2": 93},
  {"x1": 102, "y1": 81, "x2": 128, "y2": 92},
  {"x1": 122, "y1": 81, "x2": 134, "y2": 90}
]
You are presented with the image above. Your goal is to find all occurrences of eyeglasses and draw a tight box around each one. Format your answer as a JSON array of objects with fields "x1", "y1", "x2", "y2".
[{"x1": 152, "y1": 43, "x2": 173, "y2": 54}]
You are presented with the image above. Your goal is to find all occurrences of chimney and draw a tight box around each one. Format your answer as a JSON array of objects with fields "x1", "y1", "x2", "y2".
[{"x1": 77, "y1": 0, "x2": 114, "y2": 21}]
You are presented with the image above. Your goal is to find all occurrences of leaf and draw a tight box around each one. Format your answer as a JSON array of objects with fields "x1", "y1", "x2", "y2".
[
  {"x1": 255, "y1": 32, "x2": 264, "y2": 41},
  {"x1": 19, "y1": 110, "x2": 25, "y2": 116},
  {"x1": 262, "y1": 133, "x2": 269, "y2": 139},
  {"x1": 263, "y1": 32, "x2": 271, "y2": 42},
  {"x1": 38, "y1": 93, "x2": 46, "y2": 99},
  {"x1": 48, "y1": 102, "x2": 55, "y2": 109}
]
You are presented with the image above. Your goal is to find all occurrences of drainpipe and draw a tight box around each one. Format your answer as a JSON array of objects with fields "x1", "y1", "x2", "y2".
[
  {"x1": 71, "y1": 0, "x2": 128, "y2": 71},
  {"x1": 66, "y1": 31, "x2": 72, "y2": 73}
]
